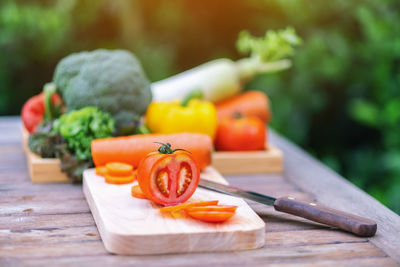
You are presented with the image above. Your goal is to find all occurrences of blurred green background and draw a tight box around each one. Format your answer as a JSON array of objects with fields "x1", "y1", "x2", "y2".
[{"x1": 1, "y1": 0, "x2": 399, "y2": 213}]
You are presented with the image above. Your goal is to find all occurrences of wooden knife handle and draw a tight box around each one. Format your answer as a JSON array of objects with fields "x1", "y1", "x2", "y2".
[{"x1": 273, "y1": 196, "x2": 377, "y2": 237}]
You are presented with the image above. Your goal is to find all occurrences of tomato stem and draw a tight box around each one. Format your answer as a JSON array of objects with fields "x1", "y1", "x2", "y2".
[
  {"x1": 233, "y1": 111, "x2": 243, "y2": 119},
  {"x1": 154, "y1": 142, "x2": 191, "y2": 154}
]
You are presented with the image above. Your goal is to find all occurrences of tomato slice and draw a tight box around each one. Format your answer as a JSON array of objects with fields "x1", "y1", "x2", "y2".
[
  {"x1": 131, "y1": 185, "x2": 147, "y2": 199},
  {"x1": 159, "y1": 200, "x2": 219, "y2": 213},
  {"x1": 96, "y1": 166, "x2": 108, "y2": 177},
  {"x1": 137, "y1": 150, "x2": 200, "y2": 206},
  {"x1": 105, "y1": 174, "x2": 135, "y2": 185},
  {"x1": 106, "y1": 162, "x2": 133, "y2": 176},
  {"x1": 186, "y1": 211, "x2": 235, "y2": 223},
  {"x1": 186, "y1": 205, "x2": 238, "y2": 213}
]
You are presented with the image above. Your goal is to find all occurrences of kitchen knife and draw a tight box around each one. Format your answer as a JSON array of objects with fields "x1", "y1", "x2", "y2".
[{"x1": 199, "y1": 179, "x2": 377, "y2": 237}]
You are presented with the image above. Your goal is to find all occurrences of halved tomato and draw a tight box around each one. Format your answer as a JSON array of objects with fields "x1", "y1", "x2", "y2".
[
  {"x1": 186, "y1": 211, "x2": 235, "y2": 223},
  {"x1": 159, "y1": 200, "x2": 219, "y2": 213},
  {"x1": 186, "y1": 205, "x2": 237, "y2": 213},
  {"x1": 137, "y1": 142, "x2": 200, "y2": 206}
]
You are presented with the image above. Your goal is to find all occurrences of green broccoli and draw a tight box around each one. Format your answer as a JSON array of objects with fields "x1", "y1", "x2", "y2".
[{"x1": 53, "y1": 49, "x2": 152, "y2": 134}]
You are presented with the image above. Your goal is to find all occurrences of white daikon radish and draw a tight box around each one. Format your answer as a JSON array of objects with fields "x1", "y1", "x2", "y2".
[{"x1": 151, "y1": 27, "x2": 301, "y2": 103}]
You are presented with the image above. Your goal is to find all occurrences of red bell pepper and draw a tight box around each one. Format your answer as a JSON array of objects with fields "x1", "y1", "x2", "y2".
[{"x1": 21, "y1": 83, "x2": 62, "y2": 133}]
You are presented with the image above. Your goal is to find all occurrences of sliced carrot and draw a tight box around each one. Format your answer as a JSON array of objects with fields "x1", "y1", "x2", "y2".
[
  {"x1": 186, "y1": 211, "x2": 235, "y2": 223},
  {"x1": 131, "y1": 185, "x2": 147, "y2": 199},
  {"x1": 105, "y1": 174, "x2": 134, "y2": 185},
  {"x1": 96, "y1": 166, "x2": 108, "y2": 177},
  {"x1": 106, "y1": 162, "x2": 133, "y2": 176},
  {"x1": 159, "y1": 200, "x2": 219, "y2": 213}
]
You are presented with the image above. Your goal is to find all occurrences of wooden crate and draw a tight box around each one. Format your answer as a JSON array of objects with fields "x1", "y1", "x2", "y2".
[
  {"x1": 22, "y1": 126, "x2": 283, "y2": 183},
  {"x1": 212, "y1": 145, "x2": 283, "y2": 174},
  {"x1": 21, "y1": 126, "x2": 70, "y2": 183}
]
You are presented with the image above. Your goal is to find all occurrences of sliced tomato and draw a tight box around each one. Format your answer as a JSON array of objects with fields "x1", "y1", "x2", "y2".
[
  {"x1": 106, "y1": 162, "x2": 133, "y2": 176},
  {"x1": 105, "y1": 173, "x2": 135, "y2": 185},
  {"x1": 186, "y1": 205, "x2": 238, "y2": 213},
  {"x1": 96, "y1": 166, "x2": 108, "y2": 177},
  {"x1": 186, "y1": 211, "x2": 235, "y2": 223},
  {"x1": 137, "y1": 143, "x2": 200, "y2": 206},
  {"x1": 159, "y1": 200, "x2": 219, "y2": 213},
  {"x1": 131, "y1": 185, "x2": 147, "y2": 199}
]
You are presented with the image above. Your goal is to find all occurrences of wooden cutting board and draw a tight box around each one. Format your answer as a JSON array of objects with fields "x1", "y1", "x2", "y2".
[{"x1": 83, "y1": 167, "x2": 265, "y2": 255}]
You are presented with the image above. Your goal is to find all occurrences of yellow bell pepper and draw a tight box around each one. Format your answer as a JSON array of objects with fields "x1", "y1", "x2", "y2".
[{"x1": 145, "y1": 98, "x2": 218, "y2": 140}]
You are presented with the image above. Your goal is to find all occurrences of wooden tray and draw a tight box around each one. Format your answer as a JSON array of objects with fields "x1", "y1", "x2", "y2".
[
  {"x1": 22, "y1": 126, "x2": 283, "y2": 183},
  {"x1": 212, "y1": 145, "x2": 283, "y2": 174},
  {"x1": 21, "y1": 126, "x2": 69, "y2": 183},
  {"x1": 83, "y1": 166, "x2": 265, "y2": 255}
]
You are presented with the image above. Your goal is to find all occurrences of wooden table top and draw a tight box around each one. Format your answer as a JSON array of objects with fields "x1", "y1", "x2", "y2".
[{"x1": 1, "y1": 117, "x2": 399, "y2": 266}]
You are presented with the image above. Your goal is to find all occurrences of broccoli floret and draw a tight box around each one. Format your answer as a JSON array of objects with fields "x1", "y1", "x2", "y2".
[{"x1": 53, "y1": 49, "x2": 152, "y2": 134}]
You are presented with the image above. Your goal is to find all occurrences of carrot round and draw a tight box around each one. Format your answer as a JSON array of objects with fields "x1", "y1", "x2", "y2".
[
  {"x1": 91, "y1": 133, "x2": 212, "y2": 170},
  {"x1": 105, "y1": 174, "x2": 135, "y2": 185},
  {"x1": 131, "y1": 185, "x2": 147, "y2": 199},
  {"x1": 106, "y1": 162, "x2": 133, "y2": 177},
  {"x1": 95, "y1": 166, "x2": 108, "y2": 177},
  {"x1": 216, "y1": 91, "x2": 270, "y2": 123}
]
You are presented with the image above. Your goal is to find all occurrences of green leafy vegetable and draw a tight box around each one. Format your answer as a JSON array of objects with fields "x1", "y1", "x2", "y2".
[
  {"x1": 53, "y1": 49, "x2": 152, "y2": 135},
  {"x1": 28, "y1": 120, "x2": 61, "y2": 158},
  {"x1": 237, "y1": 27, "x2": 302, "y2": 62},
  {"x1": 235, "y1": 27, "x2": 302, "y2": 80},
  {"x1": 53, "y1": 107, "x2": 115, "y2": 161},
  {"x1": 55, "y1": 144, "x2": 93, "y2": 183}
]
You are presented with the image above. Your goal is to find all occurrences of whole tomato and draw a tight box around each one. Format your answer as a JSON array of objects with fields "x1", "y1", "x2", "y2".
[
  {"x1": 137, "y1": 142, "x2": 200, "y2": 206},
  {"x1": 215, "y1": 115, "x2": 266, "y2": 151}
]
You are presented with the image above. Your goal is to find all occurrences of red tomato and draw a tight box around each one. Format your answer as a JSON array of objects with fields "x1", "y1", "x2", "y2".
[
  {"x1": 215, "y1": 115, "x2": 266, "y2": 151},
  {"x1": 159, "y1": 200, "x2": 219, "y2": 213},
  {"x1": 186, "y1": 211, "x2": 235, "y2": 223},
  {"x1": 137, "y1": 142, "x2": 200, "y2": 206},
  {"x1": 186, "y1": 205, "x2": 238, "y2": 213}
]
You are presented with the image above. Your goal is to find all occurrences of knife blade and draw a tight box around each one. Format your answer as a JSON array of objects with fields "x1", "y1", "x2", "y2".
[{"x1": 198, "y1": 179, "x2": 377, "y2": 237}]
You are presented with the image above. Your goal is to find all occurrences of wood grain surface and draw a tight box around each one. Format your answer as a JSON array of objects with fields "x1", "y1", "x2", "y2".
[
  {"x1": 83, "y1": 167, "x2": 265, "y2": 255},
  {"x1": 212, "y1": 145, "x2": 283, "y2": 174},
  {"x1": 1, "y1": 117, "x2": 399, "y2": 266}
]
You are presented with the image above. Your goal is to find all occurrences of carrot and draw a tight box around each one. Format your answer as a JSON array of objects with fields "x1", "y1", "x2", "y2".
[
  {"x1": 91, "y1": 133, "x2": 212, "y2": 170},
  {"x1": 216, "y1": 91, "x2": 270, "y2": 123},
  {"x1": 105, "y1": 174, "x2": 135, "y2": 185},
  {"x1": 95, "y1": 166, "x2": 108, "y2": 177},
  {"x1": 106, "y1": 162, "x2": 133, "y2": 177},
  {"x1": 131, "y1": 185, "x2": 147, "y2": 199}
]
